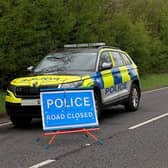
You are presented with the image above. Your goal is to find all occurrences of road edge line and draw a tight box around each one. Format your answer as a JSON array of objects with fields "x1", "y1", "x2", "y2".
[
  {"x1": 29, "y1": 159, "x2": 55, "y2": 168},
  {"x1": 128, "y1": 113, "x2": 168, "y2": 130},
  {"x1": 142, "y1": 86, "x2": 168, "y2": 94}
]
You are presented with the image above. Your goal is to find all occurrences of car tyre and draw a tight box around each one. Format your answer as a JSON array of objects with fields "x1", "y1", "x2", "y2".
[
  {"x1": 125, "y1": 83, "x2": 140, "y2": 112},
  {"x1": 10, "y1": 116, "x2": 32, "y2": 128}
]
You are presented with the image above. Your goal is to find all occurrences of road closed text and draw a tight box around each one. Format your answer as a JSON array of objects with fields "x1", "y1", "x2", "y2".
[{"x1": 46, "y1": 112, "x2": 94, "y2": 121}]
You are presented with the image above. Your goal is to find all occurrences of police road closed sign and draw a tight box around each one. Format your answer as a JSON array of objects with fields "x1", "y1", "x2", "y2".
[{"x1": 40, "y1": 89, "x2": 98, "y2": 131}]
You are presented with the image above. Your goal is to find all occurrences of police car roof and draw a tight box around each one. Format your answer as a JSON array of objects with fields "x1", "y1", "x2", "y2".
[
  {"x1": 49, "y1": 44, "x2": 121, "y2": 55},
  {"x1": 51, "y1": 48, "x2": 98, "y2": 54},
  {"x1": 63, "y1": 43, "x2": 120, "y2": 52},
  {"x1": 56, "y1": 46, "x2": 120, "y2": 53},
  {"x1": 64, "y1": 48, "x2": 98, "y2": 53}
]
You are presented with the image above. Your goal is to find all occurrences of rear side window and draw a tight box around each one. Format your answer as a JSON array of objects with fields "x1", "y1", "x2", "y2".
[
  {"x1": 120, "y1": 53, "x2": 132, "y2": 65},
  {"x1": 111, "y1": 51, "x2": 124, "y2": 67}
]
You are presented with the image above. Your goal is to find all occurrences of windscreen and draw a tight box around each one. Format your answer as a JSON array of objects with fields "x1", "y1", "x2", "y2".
[{"x1": 34, "y1": 52, "x2": 97, "y2": 73}]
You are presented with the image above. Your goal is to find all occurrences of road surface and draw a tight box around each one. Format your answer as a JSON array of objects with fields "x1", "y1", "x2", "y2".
[{"x1": 0, "y1": 87, "x2": 168, "y2": 168}]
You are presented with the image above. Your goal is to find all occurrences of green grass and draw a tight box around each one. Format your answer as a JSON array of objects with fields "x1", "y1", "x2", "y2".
[
  {"x1": 141, "y1": 73, "x2": 168, "y2": 91},
  {"x1": 0, "y1": 91, "x2": 6, "y2": 113},
  {"x1": 0, "y1": 73, "x2": 168, "y2": 114}
]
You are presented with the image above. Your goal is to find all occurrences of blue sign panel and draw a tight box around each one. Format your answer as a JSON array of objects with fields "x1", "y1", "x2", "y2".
[{"x1": 40, "y1": 89, "x2": 98, "y2": 131}]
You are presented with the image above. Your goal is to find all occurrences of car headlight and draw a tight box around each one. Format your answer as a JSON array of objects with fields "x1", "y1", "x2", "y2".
[{"x1": 61, "y1": 81, "x2": 83, "y2": 88}]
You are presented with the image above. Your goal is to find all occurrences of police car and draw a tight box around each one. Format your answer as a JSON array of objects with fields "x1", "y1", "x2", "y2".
[{"x1": 5, "y1": 43, "x2": 141, "y2": 127}]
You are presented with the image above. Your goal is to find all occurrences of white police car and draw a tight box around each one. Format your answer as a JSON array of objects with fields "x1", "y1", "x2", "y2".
[{"x1": 6, "y1": 43, "x2": 141, "y2": 127}]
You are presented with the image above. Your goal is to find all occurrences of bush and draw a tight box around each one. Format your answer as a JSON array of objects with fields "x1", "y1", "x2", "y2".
[{"x1": 0, "y1": 0, "x2": 168, "y2": 89}]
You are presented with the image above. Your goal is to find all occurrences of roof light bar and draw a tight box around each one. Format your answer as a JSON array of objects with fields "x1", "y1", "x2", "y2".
[
  {"x1": 64, "y1": 42, "x2": 106, "y2": 48},
  {"x1": 89, "y1": 42, "x2": 106, "y2": 47}
]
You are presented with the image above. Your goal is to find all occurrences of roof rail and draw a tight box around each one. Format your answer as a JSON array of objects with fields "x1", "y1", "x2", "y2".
[
  {"x1": 64, "y1": 42, "x2": 106, "y2": 48},
  {"x1": 99, "y1": 46, "x2": 120, "y2": 50}
]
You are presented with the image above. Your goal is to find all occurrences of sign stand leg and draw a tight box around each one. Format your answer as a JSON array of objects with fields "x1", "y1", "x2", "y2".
[
  {"x1": 36, "y1": 128, "x2": 103, "y2": 149},
  {"x1": 85, "y1": 131, "x2": 103, "y2": 145},
  {"x1": 48, "y1": 134, "x2": 57, "y2": 145}
]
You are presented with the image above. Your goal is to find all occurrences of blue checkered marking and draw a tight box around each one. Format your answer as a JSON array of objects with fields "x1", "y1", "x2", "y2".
[
  {"x1": 90, "y1": 72, "x2": 104, "y2": 89},
  {"x1": 112, "y1": 67, "x2": 122, "y2": 85},
  {"x1": 126, "y1": 65, "x2": 138, "y2": 80}
]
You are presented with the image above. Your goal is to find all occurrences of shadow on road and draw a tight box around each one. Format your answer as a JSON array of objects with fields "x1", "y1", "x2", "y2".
[
  {"x1": 8, "y1": 105, "x2": 132, "y2": 130},
  {"x1": 100, "y1": 105, "x2": 130, "y2": 124}
]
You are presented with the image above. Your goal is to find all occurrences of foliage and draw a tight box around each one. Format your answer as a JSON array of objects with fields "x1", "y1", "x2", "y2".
[
  {"x1": 0, "y1": 0, "x2": 168, "y2": 89},
  {"x1": 0, "y1": 91, "x2": 6, "y2": 112}
]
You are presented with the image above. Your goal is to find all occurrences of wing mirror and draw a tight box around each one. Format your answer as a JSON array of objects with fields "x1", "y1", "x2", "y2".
[
  {"x1": 27, "y1": 66, "x2": 34, "y2": 72},
  {"x1": 101, "y1": 62, "x2": 112, "y2": 70}
]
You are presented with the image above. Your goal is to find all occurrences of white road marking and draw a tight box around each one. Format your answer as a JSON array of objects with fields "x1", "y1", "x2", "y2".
[
  {"x1": 0, "y1": 122, "x2": 12, "y2": 127},
  {"x1": 142, "y1": 87, "x2": 168, "y2": 94},
  {"x1": 29, "y1": 160, "x2": 55, "y2": 168},
  {"x1": 129, "y1": 113, "x2": 168, "y2": 130}
]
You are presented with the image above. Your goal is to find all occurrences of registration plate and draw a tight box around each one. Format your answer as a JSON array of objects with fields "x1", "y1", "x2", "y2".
[{"x1": 21, "y1": 99, "x2": 40, "y2": 106}]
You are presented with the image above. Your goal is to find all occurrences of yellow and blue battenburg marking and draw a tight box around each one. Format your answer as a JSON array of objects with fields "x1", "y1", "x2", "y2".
[
  {"x1": 119, "y1": 66, "x2": 131, "y2": 83},
  {"x1": 90, "y1": 72, "x2": 104, "y2": 89},
  {"x1": 101, "y1": 70, "x2": 114, "y2": 88},
  {"x1": 90, "y1": 65, "x2": 138, "y2": 90},
  {"x1": 126, "y1": 65, "x2": 138, "y2": 80},
  {"x1": 112, "y1": 68, "x2": 122, "y2": 85}
]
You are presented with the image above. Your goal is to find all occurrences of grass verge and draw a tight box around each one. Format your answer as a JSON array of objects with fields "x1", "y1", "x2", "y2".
[
  {"x1": 0, "y1": 73, "x2": 168, "y2": 114},
  {"x1": 0, "y1": 91, "x2": 6, "y2": 113},
  {"x1": 141, "y1": 73, "x2": 168, "y2": 91}
]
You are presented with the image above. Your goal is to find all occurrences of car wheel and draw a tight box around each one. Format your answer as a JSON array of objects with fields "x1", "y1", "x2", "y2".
[
  {"x1": 94, "y1": 91, "x2": 103, "y2": 121},
  {"x1": 125, "y1": 83, "x2": 140, "y2": 112},
  {"x1": 10, "y1": 116, "x2": 32, "y2": 128}
]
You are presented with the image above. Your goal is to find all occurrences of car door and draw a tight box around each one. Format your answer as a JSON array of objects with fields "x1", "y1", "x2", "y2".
[
  {"x1": 111, "y1": 51, "x2": 131, "y2": 98},
  {"x1": 98, "y1": 51, "x2": 118, "y2": 104}
]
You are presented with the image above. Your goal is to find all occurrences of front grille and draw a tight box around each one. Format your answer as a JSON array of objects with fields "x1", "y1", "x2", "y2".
[{"x1": 15, "y1": 85, "x2": 59, "y2": 98}]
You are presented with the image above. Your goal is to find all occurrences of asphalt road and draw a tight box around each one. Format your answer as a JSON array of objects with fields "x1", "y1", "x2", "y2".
[{"x1": 0, "y1": 87, "x2": 168, "y2": 168}]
